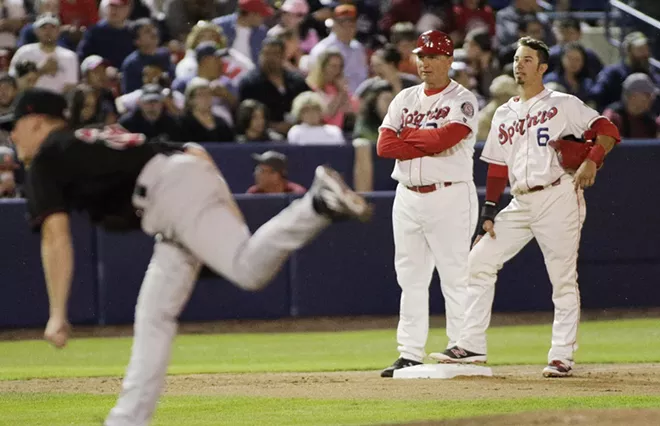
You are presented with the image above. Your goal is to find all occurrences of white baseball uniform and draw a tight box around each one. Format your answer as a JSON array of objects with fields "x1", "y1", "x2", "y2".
[
  {"x1": 380, "y1": 80, "x2": 479, "y2": 362},
  {"x1": 457, "y1": 88, "x2": 605, "y2": 365}
]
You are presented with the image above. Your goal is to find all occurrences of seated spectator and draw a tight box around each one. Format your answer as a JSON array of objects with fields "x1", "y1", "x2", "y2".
[
  {"x1": 590, "y1": 32, "x2": 660, "y2": 114},
  {"x1": 0, "y1": 0, "x2": 27, "y2": 52},
  {"x1": 213, "y1": 0, "x2": 272, "y2": 65},
  {"x1": 10, "y1": 13, "x2": 79, "y2": 94},
  {"x1": 13, "y1": 60, "x2": 39, "y2": 90},
  {"x1": 164, "y1": 0, "x2": 226, "y2": 43},
  {"x1": 0, "y1": 145, "x2": 17, "y2": 198},
  {"x1": 389, "y1": 22, "x2": 418, "y2": 76},
  {"x1": 287, "y1": 91, "x2": 345, "y2": 145},
  {"x1": 267, "y1": 26, "x2": 304, "y2": 76},
  {"x1": 477, "y1": 74, "x2": 518, "y2": 141},
  {"x1": 451, "y1": 0, "x2": 496, "y2": 45},
  {"x1": 450, "y1": 61, "x2": 485, "y2": 108},
  {"x1": 116, "y1": 65, "x2": 185, "y2": 115},
  {"x1": 246, "y1": 150, "x2": 306, "y2": 194},
  {"x1": 175, "y1": 20, "x2": 254, "y2": 82},
  {"x1": 464, "y1": 28, "x2": 500, "y2": 99},
  {"x1": 0, "y1": 73, "x2": 17, "y2": 115},
  {"x1": 235, "y1": 99, "x2": 284, "y2": 142},
  {"x1": 548, "y1": 18, "x2": 602, "y2": 79},
  {"x1": 17, "y1": 0, "x2": 82, "y2": 51},
  {"x1": 68, "y1": 84, "x2": 115, "y2": 129},
  {"x1": 305, "y1": 48, "x2": 357, "y2": 131},
  {"x1": 308, "y1": 4, "x2": 368, "y2": 94},
  {"x1": 353, "y1": 82, "x2": 394, "y2": 142},
  {"x1": 498, "y1": 15, "x2": 546, "y2": 67},
  {"x1": 80, "y1": 55, "x2": 118, "y2": 124},
  {"x1": 178, "y1": 78, "x2": 235, "y2": 143},
  {"x1": 268, "y1": 0, "x2": 319, "y2": 55},
  {"x1": 543, "y1": 42, "x2": 593, "y2": 101},
  {"x1": 603, "y1": 73, "x2": 660, "y2": 139},
  {"x1": 121, "y1": 18, "x2": 173, "y2": 94},
  {"x1": 118, "y1": 84, "x2": 180, "y2": 140},
  {"x1": 495, "y1": 0, "x2": 554, "y2": 50},
  {"x1": 77, "y1": 0, "x2": 134, "y2": 68},
  {"x1": 238, "y1": 37, "x2": 309, "y2": 135},
  {"x1": 355, "y1": 45, "x2": 419, "y2": 99}
]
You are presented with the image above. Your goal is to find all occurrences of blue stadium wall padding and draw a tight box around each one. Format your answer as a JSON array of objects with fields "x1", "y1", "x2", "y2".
[
  {"x1": 204, "y1": 143, "x2": 355, "y2": 194},
  {"x1": 0, "y1": 201, "x2": 97, "y2": 328},
  {"x1": 96, "y1": 195, "x2": 291, "y2": 325}
]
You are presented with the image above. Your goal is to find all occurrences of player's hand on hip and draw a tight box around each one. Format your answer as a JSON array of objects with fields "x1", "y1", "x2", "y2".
[
  {"x1": 44, "y1": 315, "x2": 71, "y2": 349},
  {"x1": 472, "y1": 220, "x2": 495, "y2": 248},
  {"x1": 573, "y1": 159, "x2": 597, "y2": 190}
]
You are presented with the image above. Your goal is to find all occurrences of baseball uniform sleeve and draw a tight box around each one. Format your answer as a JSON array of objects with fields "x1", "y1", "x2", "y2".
[
  {"x1": 562, "y1": 95, "x2": 602, "y2": 138},
  {"x1": 446, "y1": 90, "x2": 479, "y2": 135},
  {"x1": 480, "y1": 111, "x2": 507, "y2": 166},
  {"x1": 25, "y1": 155, "x2": 68, "y2": 232},
  {"x1": 379, "y1": 91, "x2": 404, "y2": 133}
]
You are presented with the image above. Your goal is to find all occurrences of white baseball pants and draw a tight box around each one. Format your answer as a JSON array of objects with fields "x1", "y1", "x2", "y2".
[
  {"x1": 104, "y1": 154, "x2": 330, "y2": 426},
  {"x1": 457, "y1": 177, "x2": 586, "y2": 364},
  {"x1": 392, "y1": 182, "x2": 478, "y2": 362}
]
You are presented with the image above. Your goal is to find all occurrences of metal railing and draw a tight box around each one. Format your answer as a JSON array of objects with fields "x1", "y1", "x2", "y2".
[{"x1": 606, "y1": 0, "x2": 660, "y2": 69}]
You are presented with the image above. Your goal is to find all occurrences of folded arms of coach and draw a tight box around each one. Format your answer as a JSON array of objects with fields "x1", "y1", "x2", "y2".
[{"x1": 376, "y1": 123, "x2": 471, "y2": 160}]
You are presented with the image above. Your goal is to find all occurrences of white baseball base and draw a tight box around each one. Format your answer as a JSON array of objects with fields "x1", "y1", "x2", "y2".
[{"x1": 392, "y1": 363, "x2": 493, "y2": 379}]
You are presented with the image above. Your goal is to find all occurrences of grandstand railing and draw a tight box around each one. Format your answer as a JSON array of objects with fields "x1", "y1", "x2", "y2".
[{"x1": 606, "y1": 0, "x2": 660, "y2": 70}]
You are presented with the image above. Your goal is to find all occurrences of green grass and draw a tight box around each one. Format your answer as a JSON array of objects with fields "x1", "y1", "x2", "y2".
[
  {"x1": 1, "y1": 318, "x2": 659, "y2": 380},
  {"x1": 1, "y1": 394, "x2": 659, "y2": 426}
]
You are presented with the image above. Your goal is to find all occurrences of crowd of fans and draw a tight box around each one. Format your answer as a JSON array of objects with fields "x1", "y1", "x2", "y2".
[{"x1": 0, "y1": 0, "x2": 658, "y2": 198}]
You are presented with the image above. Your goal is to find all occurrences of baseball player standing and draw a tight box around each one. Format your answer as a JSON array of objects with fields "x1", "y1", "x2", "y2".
[
  {"x1": 433, "y1": 37, "x2": 621, "y2": 377},
  {"x1": 7, "y1": 89, "x2": 372, "y2": 425},
  {"x1": 376, "y1": 30, "x2": 479, "y2": 377}
]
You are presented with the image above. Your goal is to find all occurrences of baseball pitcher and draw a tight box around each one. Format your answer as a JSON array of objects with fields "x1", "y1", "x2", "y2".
[
  {"x1": 433, "y1": 37, "x2": 621, "y2": 377},
  {"x1": 377, "y1": 30, "x2": 479, "y2": 377},
  {"x1": 8, "y1": 88, "x2": 372, "y2": 425}
]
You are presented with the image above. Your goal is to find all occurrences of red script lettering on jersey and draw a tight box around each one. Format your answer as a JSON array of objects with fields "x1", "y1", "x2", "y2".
[
  {"x1": 498, "y1": 107, "x2": 558, "y2": 144},
  {"x1": 400, "y1": 106, "x2": 450, "y2": 128}
]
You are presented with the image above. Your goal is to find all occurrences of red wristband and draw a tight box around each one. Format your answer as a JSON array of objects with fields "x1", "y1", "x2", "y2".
[{"x1": 587, "y1": 144, "x2": 606, "y2": 167}]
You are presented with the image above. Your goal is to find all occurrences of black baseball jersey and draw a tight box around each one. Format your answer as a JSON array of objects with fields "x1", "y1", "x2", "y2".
[{"x1": 24, "y1": 125, "x2": 184, "y2": 233}]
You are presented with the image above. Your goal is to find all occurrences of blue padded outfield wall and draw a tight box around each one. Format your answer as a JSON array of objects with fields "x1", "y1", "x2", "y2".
[{"x1": 0, "y1": 140, "x2": 658, "y2": 327}]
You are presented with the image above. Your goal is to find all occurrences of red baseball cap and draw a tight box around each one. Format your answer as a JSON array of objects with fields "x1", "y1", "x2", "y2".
[{"x1": 239, "y1": 0, "x2": 274, "y2": 18}]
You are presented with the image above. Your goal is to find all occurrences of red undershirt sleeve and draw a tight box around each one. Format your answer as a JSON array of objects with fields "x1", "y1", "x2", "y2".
[
  {"x1": 376, "y1": 128, "x2": 429, "y2": 161},
  {"x1": 485, "y1": 163, "x2": 508, "y2": 203},
  {"x1": 402, "y1": 123, "x2": 472, "y2": 154}
]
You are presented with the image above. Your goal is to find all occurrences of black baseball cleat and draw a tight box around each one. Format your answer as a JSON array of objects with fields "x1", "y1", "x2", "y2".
[
  {"x1": 431, "y1": 346, "x2": 487, "y2": 363},
  {"x1": 380, "y1": 358, "x2": 423, "y2": 378},
  {"x1": 310, "y1": 165, "x2": 373, "y2": 222}
]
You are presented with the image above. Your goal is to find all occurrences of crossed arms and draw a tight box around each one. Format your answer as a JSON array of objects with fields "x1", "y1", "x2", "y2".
[{"x1": 376, "y1": 123, "x2": 471, "y2": 160}]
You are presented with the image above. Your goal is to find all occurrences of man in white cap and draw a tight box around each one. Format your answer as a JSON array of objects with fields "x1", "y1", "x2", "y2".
[{"x1": 9, "y1": 13, "x2": 79, "y2": 94}]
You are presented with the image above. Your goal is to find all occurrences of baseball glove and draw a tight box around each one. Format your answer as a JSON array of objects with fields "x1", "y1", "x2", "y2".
[{"x1": 548, "y1": 134, "x2": 594, "y2": 171}]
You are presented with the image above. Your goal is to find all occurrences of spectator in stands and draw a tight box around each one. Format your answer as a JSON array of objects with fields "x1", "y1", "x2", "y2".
[
  {"x1": 352, "y1": 81, "x2": 393, "y2": 142},
  {"x1": 495, "y1": 0, "x2": 554, "y2": 50},
  {"x1": 77, "y1": 0, "x2": 134, "y2": 68},
  {"x1": 163, "y1": 0, "x2": 225, "y2": 43},
  {"x1": 178, "y1": 77, "x2": 235, "y2": 143},
  {"x1": 13, "y1": 60, "x2": 38, "y2": 90},
  {"x1": 267, "y1": 26, "x2": 304, "y2": 75},
  {"x1": 80, "y1": 55, "x2": 118, "y2": 124},
  {"x1": 287, "y1": 91, "x2": 345, "y2": 145},
  {"x1": 17, "y1": 0, "x2": 78, "y2": 50},
  {"x1": 238, "y1": 37, "x2": 309, "y2": 136},
  {"x1": 0, "y1": 73, "x2": 17, "y2": 115},
  {"x1": 389, "y1": 22, "x2": 418, "y2": 76},
  {"x1": 451, "y1": 0, "x2": 496, "y2": 45},
  {"x1": 498, "y1": 15, "x2": 546, "y2": 67},
  {"x1": 68, "y1": 84, "x2": 114, "y2": 129},
  {"x1": 121, "y1": 18, "x2": 173, "y2": 94},
  {"x1": 119, "y1": 83, "x2": 180, "y2": 140},
  {"x1": 450, "y1": 61, "x2": 485, "y2": 108},
  {"x1": 0, "y1": 0, "x2": 27, "y2": 52},
  {"x1": 175, "y1": 21, "x2": 254, "y2": 82},
  {"x1": 603, "y1": 73, "x2": 660, "y2": 139},
  {"x1": 246, "y1": 150, "x2": 306, "y2": 195},
  {"x1": 268, "y1": 0, "x2": 318, "y2": 55},
  {"x1": 379, "y1": 0, "x2": 422, "y2": 37},
  {"x1": 355, "y1": 45, "x2": 419, "y2": 99},
  {"x1": 477, "y1": 74, "x2": 517, "y2": 141},
  {"x1": 548, "y1": 18, "x2": 603, "y2": 80},
  {"x1": 305, "y1": 49, "x2": 357, "y2": 131},
  {"x1": 116, "y1": 64, "x2": 184, "y2": 116},
  {"x1": 308, "y1": 4, "x2": 368, "y2": 94},
  {"x1": 464, "y1": 28, "x2": 500, "y2": 99},
  {"x1": 10, "y1": 13, "x2": 78, "y2": 94},
  {"x1": 543, "y1": 42, "x2": 593, "y2": 101},
  {"x1": 214, "y1": 0, "x2": 273, "y2": 65},
  {"x1": 236, "y1": 99, "x2": 283, "y2": 142},
  {"x1": 0, "y1": 147, "x2": 16, "y2": 197},
  {"x1": 590, "y1": 32, "x2": 660, "y2": 114}
]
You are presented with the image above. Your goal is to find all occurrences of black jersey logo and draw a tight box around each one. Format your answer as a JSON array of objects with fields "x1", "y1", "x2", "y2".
[{"x1": 75, "y1": 124, "x2": 146, "y2": 150}]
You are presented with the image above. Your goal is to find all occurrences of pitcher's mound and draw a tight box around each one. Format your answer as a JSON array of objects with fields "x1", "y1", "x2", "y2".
[{"x1": 393, "y1": 409, "x2": 660, "y2": 426}]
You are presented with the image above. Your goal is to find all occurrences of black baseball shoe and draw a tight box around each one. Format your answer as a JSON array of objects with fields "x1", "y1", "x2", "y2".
[
  {"x1": 310, "y1": 165, "x2": 373, "y2": 223},
  {"x1": 542, "y1": 360, "x2": 573, "y2": 378},
  {"x1": 431, "y1": 346, "x2": 487, "y2": 363},
  {"x1": 380, "y1": 357, "x2": 423, "y2": 378}
]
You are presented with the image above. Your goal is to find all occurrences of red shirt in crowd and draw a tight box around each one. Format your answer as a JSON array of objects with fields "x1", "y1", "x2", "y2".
[
  {"x1": 60, "y1": 0, "x2": 99, "y2": 27},
  {"x1": 452, "y1": 4, "x2": 496, "y2": 36}
]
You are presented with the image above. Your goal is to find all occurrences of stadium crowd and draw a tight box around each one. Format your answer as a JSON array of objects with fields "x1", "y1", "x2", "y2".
[{"x1": 0, "y1": 0, "x2": 658, "y2": 198}]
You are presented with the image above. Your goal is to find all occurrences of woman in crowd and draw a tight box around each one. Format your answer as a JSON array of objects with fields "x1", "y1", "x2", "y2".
[
  {"x1": 305, "y1": 49, "x2": 357, "y2": 132},
  {"x1": 235, "y1": 99, "x2": 284, "y2": 143},
  {"x1": 268, "y1": 0, "x2": 319, "y2": 54},
  {"x1": 68, "y1": 84, "x2": 115, "y2": 129},
  {"x1": 178, "y1": 77, "x2": 234, "y2": 143},
  {"x1": 352, "y1": 82, "x2": 394, "y2": 142},
  {"x1": 287, "y1": 91, "x2": 345, "y2": 145},
  {"x1": 543, "y1": 41, "x2": 594, "y2": 101}
]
